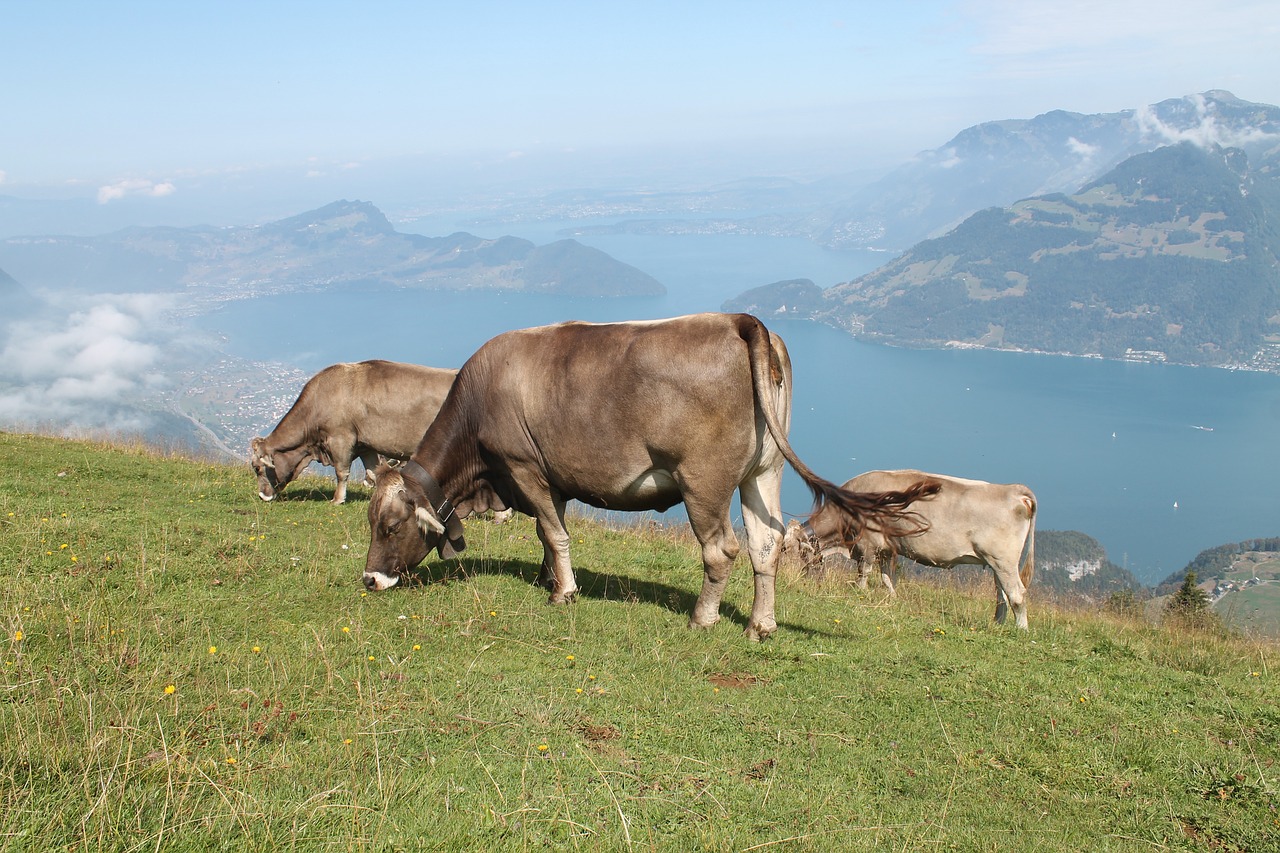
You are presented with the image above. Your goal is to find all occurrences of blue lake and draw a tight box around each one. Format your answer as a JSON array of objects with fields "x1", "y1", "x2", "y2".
[{"x1": 196, "y1": 225, "x2": 1280, "y2": 585}]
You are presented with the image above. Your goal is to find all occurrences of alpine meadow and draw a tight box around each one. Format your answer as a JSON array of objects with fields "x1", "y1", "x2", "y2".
[{"x1": 2, "y1": 432, "x2": 1276, "y2": 852}]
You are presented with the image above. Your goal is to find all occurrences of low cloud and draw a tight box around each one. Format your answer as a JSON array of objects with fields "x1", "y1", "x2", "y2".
[
  {"x1": 0, "y1": 293, "x2": 180, "y2": 434},
  {"x1": 1135, "y1": 94, "x2": 1280, "y2": 151},
  {"x1": 97, "y1": 178, "x2": 177, "y2": 204},
  {"x1": 1067, "y1": 136, "x2": 1100, "y2": 159}
]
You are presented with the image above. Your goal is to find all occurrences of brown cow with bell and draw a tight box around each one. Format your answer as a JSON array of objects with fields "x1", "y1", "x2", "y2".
[{"x1": 361, "y1": 313, "x2": 939, "y2": 640}]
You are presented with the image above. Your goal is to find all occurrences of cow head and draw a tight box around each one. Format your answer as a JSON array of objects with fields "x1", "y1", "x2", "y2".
[
  {"x1": 249, "y1": 437, "x2": 312, "y2": 501},
  {"x1": 249, "y1": 437, "x2": 282, "y2": 501},
  {"x1": 781, "y1": 519, "x2": 815, "y2": 563},
  {"x1": 363, "y1": 466, "x2": 465, "y2": 591}
]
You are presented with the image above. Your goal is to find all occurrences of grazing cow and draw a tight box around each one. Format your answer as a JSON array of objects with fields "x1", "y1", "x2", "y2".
[
  {"x1": 784, "y1": 470, "x2": 1036, "y2": 629},
  {"x1": 250, "y1": 360, "x2": 457, "y2": 504},
  {"x1": 362, "y1": 313, "x2": 940, "y2": 640}
]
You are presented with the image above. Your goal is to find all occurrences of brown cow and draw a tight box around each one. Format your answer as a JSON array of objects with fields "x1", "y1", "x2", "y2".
[
  {"x1": 361, "y1": 313, "x2": 939, "y2": 640},
  {"x1": 250, "y1": 360, "x2": 457, "y2": 504},
  {"x1": 784, "y1": 470, "x2": 1036, "y2": 629}
]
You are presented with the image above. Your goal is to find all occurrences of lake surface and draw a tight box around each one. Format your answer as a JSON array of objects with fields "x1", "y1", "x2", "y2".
[{"x1": 196, "y1": 222, "x2": 1280, "y2": 585}]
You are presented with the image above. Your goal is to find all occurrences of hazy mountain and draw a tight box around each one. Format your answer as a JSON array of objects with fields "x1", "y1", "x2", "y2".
[
  {"x1": 0, "y1": 199, "x2": 665, "y2": 299},
  {"x1": 729, "y1": 140, "x2": 1280, "y2": 370},
  {"x1": 802, "y1": 90, "x2": 1280, "y2": 250},
  {"x1": 560, "y1": 91, "x2": 1280, "y2": 254},
  {"x1": 0, "y1": 266, "x2": 42, "y2": 321}
]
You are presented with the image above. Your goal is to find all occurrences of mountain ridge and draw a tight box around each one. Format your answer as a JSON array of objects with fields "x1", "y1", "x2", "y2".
[
  {"x1": 727, "y1": 140, "x2": 1280, "y2": 371},
  {"x1": 0, "y1": 199, "x2": 665, "y2": 300}
]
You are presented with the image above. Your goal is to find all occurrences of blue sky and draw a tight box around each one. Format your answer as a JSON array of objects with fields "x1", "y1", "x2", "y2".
[{"x1": 5, "y1": 0, "x2": 1279, "y2": 197}]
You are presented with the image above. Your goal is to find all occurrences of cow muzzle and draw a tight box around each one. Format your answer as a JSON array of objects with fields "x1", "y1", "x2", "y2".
[{"x1": 363, "y1": 570, "x2": 400, "y2": 591}]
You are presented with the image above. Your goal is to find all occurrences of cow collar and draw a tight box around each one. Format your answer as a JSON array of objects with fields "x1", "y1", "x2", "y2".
[
  {"x1": 399, "y1": 459, "x2": 466, "y2": 556},
  {"x1": 800, "y1": 519, "x2": 820, "y2": 547}
]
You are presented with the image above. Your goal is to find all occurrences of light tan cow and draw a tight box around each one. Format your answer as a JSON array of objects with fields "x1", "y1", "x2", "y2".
[{"x1": 785, "y1": 470, "x2": 1036, "y2": 629}]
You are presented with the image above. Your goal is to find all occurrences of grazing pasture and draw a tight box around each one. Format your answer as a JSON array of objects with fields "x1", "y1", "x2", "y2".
[{"x1": 1, "y1": 432, "x2": 1276, "y2": 851}]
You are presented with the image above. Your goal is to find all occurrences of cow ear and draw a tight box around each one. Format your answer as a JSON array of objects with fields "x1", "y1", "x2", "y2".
[
  {"x1": 415, "y1": 505, "x2": 446, "y2": 536},
  {"x1": 250, "y1": 438, "x2": 274, "y2": 469}
]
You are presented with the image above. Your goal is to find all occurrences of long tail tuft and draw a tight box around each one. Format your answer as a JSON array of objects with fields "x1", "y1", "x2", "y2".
[
  {"x1": 808, "y1": 476, "x2": 943, "y2": 550},
  {"x1": 736, "y1": 312, "x2": 942, "y2": 551}
]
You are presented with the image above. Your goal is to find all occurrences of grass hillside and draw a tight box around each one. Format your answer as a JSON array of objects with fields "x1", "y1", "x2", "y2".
[{"x1": 2, "y1": 432, "x2": 1277, "y2": 852}]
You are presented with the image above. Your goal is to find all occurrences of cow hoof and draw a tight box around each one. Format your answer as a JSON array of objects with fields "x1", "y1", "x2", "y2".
[
  {"x1": 546, "y1": 590, "x2": 578, "y2": 605},
  {"x1": 687, "y1": 615, "x2": 720, "y2": 631},
  {"x1": 744, "y1": 620, "x2": 777, "y2": 642}
]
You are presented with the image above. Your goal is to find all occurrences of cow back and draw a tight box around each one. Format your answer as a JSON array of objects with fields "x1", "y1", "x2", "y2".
[{"x1": 416, "y1": 314, "x2": 790, "y2": 515}]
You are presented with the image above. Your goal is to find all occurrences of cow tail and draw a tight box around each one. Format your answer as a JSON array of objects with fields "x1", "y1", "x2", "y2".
[
  {"x1": 1019, "y1": 490, "x2": 1037, "y2": 589},
  {"x1": 737, "y1": 313, "x2": 942, "y2": 547}
]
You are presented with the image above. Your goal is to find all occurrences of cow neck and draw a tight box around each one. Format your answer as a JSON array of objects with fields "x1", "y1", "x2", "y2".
[{"x1": 399, "y1": 459, "x2": 466, "y2": 554}]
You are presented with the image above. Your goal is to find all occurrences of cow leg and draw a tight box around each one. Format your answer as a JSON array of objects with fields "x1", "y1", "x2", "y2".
[
  {"x1": 327, "y1": 439, "x2": 356, "y2": 505},
  {"x1": 853, "y1": 552, "x2": 873, "y2": 590},
  {"x1": 994, "y1": 585, "x2": 1010, "y2": 624},
  {"x1": 880, "y1": 555, "x2": 898, "y2": 597},
  {"x1": 683, "y1": 497, "x2": 741, "y2": 634},
  {"x1": 534, "y1": 517, "x2": 555, "y2": 590},
  {"x1": 532, "y1": 499, "x2": 577, "y2": 604},
  {"x1": 738, "y1": 469, "x2": 785, "y2": 641},
  {"x1": 988, "y1": 559, "x2": 1028, "y2": 629},
  {"x1": 357, "y1": 450, "x2": 380, "y2": 487}
]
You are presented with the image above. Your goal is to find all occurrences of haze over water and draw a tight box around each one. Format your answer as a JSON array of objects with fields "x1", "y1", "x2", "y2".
[{"x1": 199, "y1": 221, "x2": 1280, "y2": 586}]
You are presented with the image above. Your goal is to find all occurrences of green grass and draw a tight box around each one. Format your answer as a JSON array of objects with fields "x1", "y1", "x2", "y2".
[
  {"x1": 2, "y1": 431, "x2": 1278, "y2": 852},
  {"x1": 1217, "y1": 559, "x2": 1280, "y2": 637}
]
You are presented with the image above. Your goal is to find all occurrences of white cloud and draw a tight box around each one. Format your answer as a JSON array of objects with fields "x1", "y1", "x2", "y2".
[
  {"x1": 1134, "y1": 93, "x2": 1280, "y2": 150},
  {"x1": 961, "y1": 0, "x2": 1280, "y2": 112},
  {"x1": 0, "y1": 294, "x2": 179, "y2": 431},
  {"x1": 1067, "y1": 137, "x2": 1099, "y2": 159},
  {"x1": 96, "y1": 178, "x2": 177, "y2": 204},
  {"x1": 967, "y1": 0, "x2": 1278, "y2": 62},
  {"x1": 935, "y1": 148, "x2": 962, "y2": 169}
]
